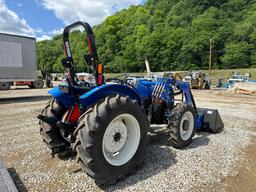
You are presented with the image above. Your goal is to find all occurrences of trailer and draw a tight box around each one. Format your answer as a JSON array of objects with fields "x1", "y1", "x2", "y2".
[{"x1": 0, "y1": 33, "x2": 44, "y2": 90}]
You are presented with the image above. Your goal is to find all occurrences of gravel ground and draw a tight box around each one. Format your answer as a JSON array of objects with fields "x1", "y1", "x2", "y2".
[{"x1": 0, "y1": 87, "x2": 255, "y2": 192}]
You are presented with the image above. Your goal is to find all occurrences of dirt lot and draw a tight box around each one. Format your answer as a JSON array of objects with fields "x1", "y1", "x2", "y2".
[{"x1": 0, "y1": 87, "x2": 255, "y2": 192}]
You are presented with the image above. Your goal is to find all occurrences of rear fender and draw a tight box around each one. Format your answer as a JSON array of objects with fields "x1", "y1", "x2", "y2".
[
  {"x1": 48, "y1": 87, "x2": 74, "y2": 109},
  {"x1": 79, "y1": 84, "x2": 142, "y2": 109}
]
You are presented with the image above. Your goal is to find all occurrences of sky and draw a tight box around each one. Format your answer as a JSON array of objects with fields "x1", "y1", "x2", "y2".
[{"x1": 0, "y1": 0, "x2": 146, "y2": 41}]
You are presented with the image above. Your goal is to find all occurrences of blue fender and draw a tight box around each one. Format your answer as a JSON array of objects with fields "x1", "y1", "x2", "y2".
[
  {"x1": 48, "y1": 87, "x2": 74, "y2": 109},
  {"x1": 79, "y1": 84, "x2": 142, "y2": 108}
]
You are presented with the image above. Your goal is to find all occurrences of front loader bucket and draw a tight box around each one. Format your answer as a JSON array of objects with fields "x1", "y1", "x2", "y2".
[{"x1": 196, "y1": 108, "x2": 224, "y2": 133}]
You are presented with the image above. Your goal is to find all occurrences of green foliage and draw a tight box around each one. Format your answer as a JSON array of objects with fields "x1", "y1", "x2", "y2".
[{"x1": 36, "y1": 0, "x2": 256, "y2": 73}]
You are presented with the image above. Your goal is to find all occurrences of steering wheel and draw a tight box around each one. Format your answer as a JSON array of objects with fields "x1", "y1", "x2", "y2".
[
  {"x1": 113, "y1": 73, "x2": 129, "y2": 80},
  {"x1": 106, "y1": 73, "x2": 138, "y2": 89},
  {"x1": 106, "y1": 73, "x2": 129, "y2": 84}
]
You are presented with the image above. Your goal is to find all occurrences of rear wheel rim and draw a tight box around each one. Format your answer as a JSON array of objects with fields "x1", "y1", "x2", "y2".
[
  {"x1": 102, "y1": 114, "x2": 141, "y2": 166},
  {"x1": 180, "y1": 111, "x2": 194, "y2": 141}
]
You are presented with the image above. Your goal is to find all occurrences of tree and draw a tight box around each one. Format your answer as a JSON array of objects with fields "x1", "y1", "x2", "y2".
[
  {"x1": 221, "y1": 42, "x2": 251, "y2": 68},
  {"x1": 36, "y1": 0, "x2": 256, "y2": 73}
]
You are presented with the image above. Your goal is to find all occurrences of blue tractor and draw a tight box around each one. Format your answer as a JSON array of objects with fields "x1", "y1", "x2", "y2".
[{"x1": 38, "y1": 21, "x2": 223, "y2": 185}]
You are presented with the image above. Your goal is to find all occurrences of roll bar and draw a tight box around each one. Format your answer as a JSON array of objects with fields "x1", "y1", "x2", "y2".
[{"x1": 62, "y1": 21, "x2": 104, "y2": 86}]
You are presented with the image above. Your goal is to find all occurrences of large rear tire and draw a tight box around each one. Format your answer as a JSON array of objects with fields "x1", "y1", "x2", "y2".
[
  {"x1": 39, "y1": 99, "x2": 70, "y2": 153},
  {"x1": 0, "y1": 82, "x2": 11, "y2": 90},
  {"x1": 168, "y1": 103, "x2": 196, "y2": 149},
  {"x1": 74, "y1": 95, "x2": 148, "y2": 185}
]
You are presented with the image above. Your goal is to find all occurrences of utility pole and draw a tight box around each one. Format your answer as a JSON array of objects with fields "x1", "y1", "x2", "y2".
[{"x1": 209, "y1": 38, "x2": 213, "y2": 75}]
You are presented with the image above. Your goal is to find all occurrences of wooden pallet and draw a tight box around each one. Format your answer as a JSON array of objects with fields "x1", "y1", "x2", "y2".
[{"x1": 0, "y1": 161, "x2": 18, "y2": 192}]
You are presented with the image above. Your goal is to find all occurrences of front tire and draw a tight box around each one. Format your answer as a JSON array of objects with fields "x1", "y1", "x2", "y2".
[
  {"x1": 74, "y1": 95, "x2": 148, "y2": 185},
  {"x1": 168, "y1": 103, "x2": 196, "y2": 149}
]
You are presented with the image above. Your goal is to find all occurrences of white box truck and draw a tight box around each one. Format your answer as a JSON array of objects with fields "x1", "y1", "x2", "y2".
[{"x1": 0, "y1": 33, "x2": 44, "y2": 90}]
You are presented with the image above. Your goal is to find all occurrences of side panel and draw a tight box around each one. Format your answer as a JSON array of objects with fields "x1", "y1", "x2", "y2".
[
  {"x1": 134, "y1": 80, "x2": 155, "y2": 98},
  {"x1": 0, "y1": 33, "x2": 36, "y2": 82},
  {"x1": 48, "y1": 87, "x2": 74, "y2": 109},
  {"x1": 79, "y1": 84, "x2": 142, "y2": 108}
]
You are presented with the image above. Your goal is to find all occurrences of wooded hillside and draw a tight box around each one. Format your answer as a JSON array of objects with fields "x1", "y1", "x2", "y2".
[{"x1": 36, "y1": 0, "x2": 256, "y2": 73}]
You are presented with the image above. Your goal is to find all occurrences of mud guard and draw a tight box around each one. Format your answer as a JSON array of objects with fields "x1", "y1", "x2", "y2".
[
  {"x1": 48, "y1": 86, "x2": 74, "y2": 109},
  {"x1": 79, "y1": 84, "x2": 143, "y2": 109},
  {"x1": 48, "y1": 84, "x2": 142, "y2": 111}
]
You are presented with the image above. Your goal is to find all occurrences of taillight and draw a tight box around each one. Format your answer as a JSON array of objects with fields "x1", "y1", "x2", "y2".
[
  {"x1": 98, "y1": 74, "x2": 103, "y2": 85},
  {"x1": 66, "y1": 104, "x2": 80, "y2": 123}
]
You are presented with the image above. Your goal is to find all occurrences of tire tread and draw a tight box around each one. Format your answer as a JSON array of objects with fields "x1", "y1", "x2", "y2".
[{"x1": 75, "y1": 94, "x2": 148, "y2": 185}]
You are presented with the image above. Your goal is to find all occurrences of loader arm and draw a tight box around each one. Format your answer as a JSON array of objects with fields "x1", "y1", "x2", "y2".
[{"x1": 175, "y1": 80, "x2": 197, "y2": 110}]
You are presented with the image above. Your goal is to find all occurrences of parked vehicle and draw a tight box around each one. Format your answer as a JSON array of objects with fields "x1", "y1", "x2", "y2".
[
  {"x1": 227, "y1": 73, "x2": 255, "y2": 84},
  {"x1": 0, "y1": 33, "x2": 44, "y2": 90},
  {"x1": 227, "y1": 74, "x2": 245, "y2": 84},
  {"x1": 183, "y1": 71, "x2": 210, "y2": 89}
]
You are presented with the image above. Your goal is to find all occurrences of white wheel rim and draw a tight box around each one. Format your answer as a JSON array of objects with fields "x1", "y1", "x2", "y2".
[
  {"x1": 102, "y1": 114, "x2": 141, "y2": 166},
  {"x1": 180, "y1": 111, "x2": 194, "y2": 141}
]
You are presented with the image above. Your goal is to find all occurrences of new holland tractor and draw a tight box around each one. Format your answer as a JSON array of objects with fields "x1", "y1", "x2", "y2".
[{"x1": 38, "y1": 21, "x2": 223, "y2": 185}]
